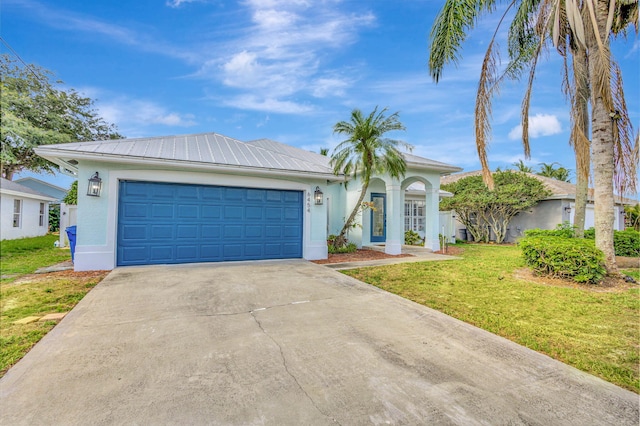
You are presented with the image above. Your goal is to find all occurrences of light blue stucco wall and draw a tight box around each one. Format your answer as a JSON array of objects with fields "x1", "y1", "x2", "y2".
[{"x1": 73, "y1": 160, "x2": 331, "y2": 270}]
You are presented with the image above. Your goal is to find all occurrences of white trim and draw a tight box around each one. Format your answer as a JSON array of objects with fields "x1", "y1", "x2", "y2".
[{"x1": 0, "y1": 188, "x2": 57, "y2": 203}]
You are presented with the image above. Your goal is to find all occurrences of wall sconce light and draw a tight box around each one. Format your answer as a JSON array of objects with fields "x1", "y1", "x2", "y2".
[
  {"x1": 314, "y1": 186, "x2": 323, "y2": 205},
  {"x1": 564, "y1": 206, "x2": 571, "y2": 214},
  {"x1": 87, "y1": 172, "x2": 102, "y2": 197}
]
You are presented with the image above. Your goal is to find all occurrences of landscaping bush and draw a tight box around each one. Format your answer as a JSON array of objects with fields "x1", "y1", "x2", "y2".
[
  {"x1": 524, "y1": 222, "x2": 576, "y2": 238},
  {"x1": 519, "y1": 236, "x2": 606, "y2": 284},
  {"x1": 526, "y1": 225, "x2": 639, "y2": 257},
  {"x1": 583, "y1": 228, "x2": 640, "y2": 257},
  {"x1": 326, "y1": 235, "x2": 357, "y2": 254},
  {"x1": 404, "y1": 230, "x2": 422, "y2": 245}
]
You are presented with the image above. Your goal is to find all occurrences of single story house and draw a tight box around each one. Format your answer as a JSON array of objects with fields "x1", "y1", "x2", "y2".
[
  {"x1": 439, "y1": 170, "x2": 633, "y2": 242},
  {"x1": 1, "y1": 178, "x2": 57, "y2": 240},
  {"x1": 14, "y1": 177, "x2": 68, "y2": 203},
  {"x1": 35, "y1": 132, "x2": 461, "y2": 271}
]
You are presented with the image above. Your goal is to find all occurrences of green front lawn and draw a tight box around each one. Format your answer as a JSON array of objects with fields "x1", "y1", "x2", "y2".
[
  {"x1": 343, "y1": 244, "x2": 640, "y2": 393},
  {"x1": 1, "y1": 234, "x2": 71, "y2": 280},
  {"x1": 1, "y1": 235, "x2": 107, "y2": 377}
]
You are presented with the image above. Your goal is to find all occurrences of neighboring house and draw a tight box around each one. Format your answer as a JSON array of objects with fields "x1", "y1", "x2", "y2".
[
  {"x1": 0, "y1": 178, "x2": 57, "y2": 240},
  {"x1": 13, "y1": 177, "x2": 68, "y2": 203},
  {"x1": 35, "y1": 132, "x2": 461, "y2": 271},
  {"x1": 439, "y1": 170, "x2": 633, "y2": 242}
]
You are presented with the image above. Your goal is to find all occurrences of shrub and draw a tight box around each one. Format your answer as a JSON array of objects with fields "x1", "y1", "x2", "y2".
[
  {"x1": 583, "y1": 228, "x2": 639, "y2": 257},
  {"x1": 328, "y1": 242, "x2": 357, "y2": 254},
  {"x1": 326, "y1": 235, "x2": 357, "y2": 254},
  {"x1": 404, "y1": 230, "x2": 422, "y2": 245},
  {"x1": 519, "y1": 236, "x2": 606, "y2": 284},
  {"x1": 524, "y1": 222, "x2": 576, "y2": 238}
]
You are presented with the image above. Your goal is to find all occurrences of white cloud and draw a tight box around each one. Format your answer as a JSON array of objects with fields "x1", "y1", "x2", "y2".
[
  {"x1": 223, "y1": 95, "x2": 313, "y2": 114},
  {"x1": 508, "y1": 114, "x2": 562, "y2": 140},
  {"x1": 204, "y1": 1, "x2": 375, "y2": 112},
  {"x1": 166, "y1": 0, "x2": 204, "y2": 8},
  {"x1": 98, "y1": 98, "x2": 197, "y2": 130}
]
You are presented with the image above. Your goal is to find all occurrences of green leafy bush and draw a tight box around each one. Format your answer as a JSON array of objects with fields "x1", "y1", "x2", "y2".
[
  {"x1": 519, "y1": 236, "x2": 606, "y2": 284},
  {"x1": 327, "y1": 235, "x2": 357, "y2": 254},
  {"x1": 404, "y1": 230, "x2": 422, "y2": 245},
  {"x1": 583, "y1": 228, "x2": 639, "y2": 257},
  {"x1": 526, "y1": 225, "x2": 639, "y2": 257},
  {"x1": 524, "y1": 222, "x2": 576, "y2": 238}
]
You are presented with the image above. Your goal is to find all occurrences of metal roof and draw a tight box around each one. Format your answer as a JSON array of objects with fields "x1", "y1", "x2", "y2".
[{"x1": 35, "y1": 131, "x2": 462, "y2": 180}]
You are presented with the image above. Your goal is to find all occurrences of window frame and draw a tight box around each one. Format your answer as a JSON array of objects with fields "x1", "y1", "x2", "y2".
[{"x1": 13, "y1": 199, "x2": 23, "y2": 228}]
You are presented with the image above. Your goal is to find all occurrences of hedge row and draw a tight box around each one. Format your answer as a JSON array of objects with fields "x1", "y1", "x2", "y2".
[
  {"x1": 519, "y1": 236, "x2": 606, "y2": 284},
  {"x1": 524, "y1": 227, "x2": 640, "y2": 257}
]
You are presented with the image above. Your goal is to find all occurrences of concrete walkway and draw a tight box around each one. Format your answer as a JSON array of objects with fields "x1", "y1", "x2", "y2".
[
  {"x1": 326, "y1": 244, "x2": 460, "y2": 270},
  {"x1": 1, "y1": 260, "x2": 637, "y2": 425}
]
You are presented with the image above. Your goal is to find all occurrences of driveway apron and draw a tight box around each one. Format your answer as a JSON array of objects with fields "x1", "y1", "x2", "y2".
[{"x1": 1, "y1": 260, "x2": 637, "y2": 425}]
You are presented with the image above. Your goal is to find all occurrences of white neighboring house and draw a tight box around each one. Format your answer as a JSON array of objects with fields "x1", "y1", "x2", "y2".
[{"x1": 1, "y1": 178, "x2": 57, "y2": 240}]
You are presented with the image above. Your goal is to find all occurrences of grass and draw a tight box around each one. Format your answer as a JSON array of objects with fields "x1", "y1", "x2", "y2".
[
  {"x1": 0, "y1": 235, "x2": 107, "y2": 377},
  {"x1": 343, "y1": 243, "x2": 640, "y2": 393},
  {"x1": 1, "y1": 234, "x2": 71, "y2": 280}
]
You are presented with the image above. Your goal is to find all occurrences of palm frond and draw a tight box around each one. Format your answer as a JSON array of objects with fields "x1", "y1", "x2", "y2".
[{"x1": 611, "y1": 61, "x2": 638, "y2": 196}]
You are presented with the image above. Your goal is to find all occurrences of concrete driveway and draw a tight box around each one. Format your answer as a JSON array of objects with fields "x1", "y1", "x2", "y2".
[{"x1": 1, "y1": 260, "x2": 637, "y2": 425}]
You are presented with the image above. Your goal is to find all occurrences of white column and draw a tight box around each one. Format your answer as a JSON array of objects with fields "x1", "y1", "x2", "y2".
[
  {"x1": 385, "y1": 182, "x2": 402, "y2": 255},
  {"x1": 424, "y1": 187, "x2": 440, "y2": 250}
]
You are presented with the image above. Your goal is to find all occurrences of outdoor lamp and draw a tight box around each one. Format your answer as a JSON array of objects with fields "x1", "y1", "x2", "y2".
[
  {"x1": 87, "y1": 172, "x2": 102, "y2": 197},
  {"x1": 314, "y1": 186, "x2": 323, "y2": 205}
]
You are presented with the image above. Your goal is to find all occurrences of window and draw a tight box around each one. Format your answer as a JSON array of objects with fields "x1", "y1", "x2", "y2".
[
  {"x1": 404, "y1": 200, "x2": 425, "y2": 232},
  {"x1": 13, "y1": 199, "x2": 22, "y2": 228},
  {"x1": 39, "y1": 203, "x2": 46, "y2": 227}
]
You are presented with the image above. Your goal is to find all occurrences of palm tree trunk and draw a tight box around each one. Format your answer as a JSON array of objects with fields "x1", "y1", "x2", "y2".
[
  {"x1": 572, "y1": 45, "x2": 590, "y2": 238},
  {"x1": 589, "y1": 0, "x2": 617, "y2": 274},
  {"x1": 336, "y1": 179, "x2": 370, "y2": 246}
]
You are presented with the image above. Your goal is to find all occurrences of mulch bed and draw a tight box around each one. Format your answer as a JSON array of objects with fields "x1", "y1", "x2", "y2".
[{"x1": 311, "y1": 249, "x2": 413, "y2": 264}]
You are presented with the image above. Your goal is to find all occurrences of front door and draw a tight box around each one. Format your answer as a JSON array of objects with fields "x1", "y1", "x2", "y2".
[{"x1": 370, "y1": 193, "x2": 386, "y2": 243}]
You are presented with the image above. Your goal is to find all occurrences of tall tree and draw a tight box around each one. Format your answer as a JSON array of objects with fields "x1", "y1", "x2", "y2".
[
  {"x1": 428, "y1": 0, "x2": 638, "y2": 273},
  {"x1": 0, "y1": 54, "x2": 122, "y2": 180},
  {"x1": 330, "y1": 107, "x2": 411, "y2": 248},
  {"x1": 537, "y1": 162, "x2": 571, "y2": 181}
]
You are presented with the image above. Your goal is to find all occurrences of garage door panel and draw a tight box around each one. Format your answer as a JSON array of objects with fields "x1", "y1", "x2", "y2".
[
  {"x1": 123, "y1": 203, "x2": 148, "y2": 219},
  {"x1": 121, "y1": 225, "x2": 146, "y2": 240},
  {"x1": 150, "y1": 246, "x2": 173, "y2": 261},
  {"x1": 118, "y1": 181, "x2": 302, "y2": 266},
  {"x1": 201, "y1": 205, "x2": 221, "y2": 219},
  {"x1": 177, "y1": 225, "x2": 198, "y2": 239},
  {"x1": 178, "y1": 204, "x2": 199, "y2": 219},
  {"x1": 176, "y1": 245, "x2": 198, "y2": 260},
  {"x1": 151, "y1": 225, "x2": 173, "y2": 239}
]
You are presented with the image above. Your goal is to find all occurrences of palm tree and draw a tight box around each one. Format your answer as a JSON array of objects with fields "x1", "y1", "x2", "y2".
[
  {"x1": 537, "y1": 162, "x2": 571, "y2": 181},
  {"x1": 429, "y1": 0, "x2": 638, "y2": 273},
  {"x1": 319, "y1": 148, "x2": 329, "y2": 156},
  {"x1": 330, "y1": 107, "x2": 410, "y2": 248},
  {"x1": 512, "y1": 159, "x2": 534, "y2": 173}
]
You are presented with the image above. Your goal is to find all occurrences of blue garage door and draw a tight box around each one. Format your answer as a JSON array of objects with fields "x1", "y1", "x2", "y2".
[{"x1": 117, "y1": 181, "x2": 303, "y2": 266}]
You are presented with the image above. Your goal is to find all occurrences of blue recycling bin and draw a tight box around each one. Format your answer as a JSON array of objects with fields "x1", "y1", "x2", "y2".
[{"x1": 66, "y1": 226, "x2": 77, "y2": 263}]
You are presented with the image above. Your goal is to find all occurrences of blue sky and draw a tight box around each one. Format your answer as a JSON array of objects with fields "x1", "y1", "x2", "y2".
[{"x1": 4, "y1": 0, "x2": 639, "y2": 191}]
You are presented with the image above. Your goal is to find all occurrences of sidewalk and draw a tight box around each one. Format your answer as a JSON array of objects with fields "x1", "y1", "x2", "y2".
[{"x1": 324, "y1": 245, "x2": 460, "y2": 270}]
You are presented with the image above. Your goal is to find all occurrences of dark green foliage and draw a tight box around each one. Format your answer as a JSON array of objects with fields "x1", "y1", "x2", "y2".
[
  {"x1": 528, "y1": 225, "x2": 639, "y2": 257},
  {"x1": 62, "y1": 181, "x2": 77, "y2": 205},
  {"x1": 404, "y1": 230, "x2": 422, "y2": 245},
  {"x1": 519, "y1": 236, "x2": 606, "y2": 284},
  {"x1": 327, "y1": 235, "x2": 357, "y2": 254},
  {"x1": 1, "y1": 55, "x2": 122, "y2": 179},
  {"x1": 48, "y1": 204, "x2": 60, "y2": 232},
  {"x1": 524, "y1": 222, "x2": 577, "y2": 238},
  {"x1": 441, "y1": 171, "x2": 551, "y2": 243},
  {"x1": 584, "y1": 229, "x2": 639, "y2": 257}
]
